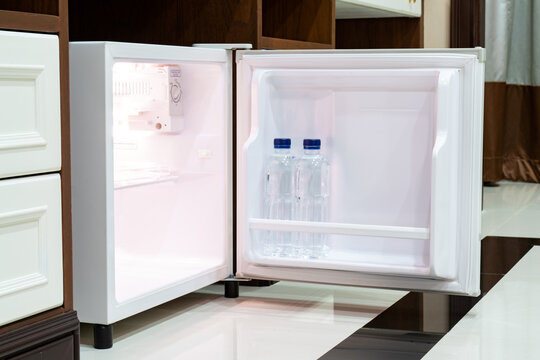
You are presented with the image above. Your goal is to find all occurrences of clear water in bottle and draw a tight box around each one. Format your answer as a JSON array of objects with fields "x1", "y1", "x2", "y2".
[
  {"x1": 295, "y1": 139, "x2": 330, "y2": 259},
  {"x1": 264, "y1": 138, "x2": 295, "y2": 257}
]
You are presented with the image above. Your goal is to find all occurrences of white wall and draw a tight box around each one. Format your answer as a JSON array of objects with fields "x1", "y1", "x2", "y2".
[{"x1": 423, "y1": 0, "x2": 451, "y2": 48}]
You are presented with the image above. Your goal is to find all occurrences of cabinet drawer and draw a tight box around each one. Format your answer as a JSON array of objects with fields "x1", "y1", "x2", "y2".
[
  {"x1": 0, "y1": 30, "x2": 61, "y2": 179},
  {"x1": 9, "y1": 336, "x2": 74, "y2": 360},
  {"x1": 0, "y1": 174, "x2": 63, "y2": 326}
]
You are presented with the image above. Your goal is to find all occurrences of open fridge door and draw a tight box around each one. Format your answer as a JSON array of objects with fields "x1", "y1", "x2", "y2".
[{"x1": 236, "y1": 49, "x2": 484, "y2": 296}]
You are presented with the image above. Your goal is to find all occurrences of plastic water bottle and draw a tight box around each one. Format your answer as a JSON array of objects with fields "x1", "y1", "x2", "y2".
[
  {"x1": 295, "y1": 139, "x2": 330, "y2": 259},
  {"x1": 264, "y1": 138, "x2": 295, "y2": 257}
]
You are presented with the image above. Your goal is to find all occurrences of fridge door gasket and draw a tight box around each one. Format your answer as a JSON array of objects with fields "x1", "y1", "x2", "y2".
[{"x1": 235, "y1": 49, "x2": 484, "y2": 296}]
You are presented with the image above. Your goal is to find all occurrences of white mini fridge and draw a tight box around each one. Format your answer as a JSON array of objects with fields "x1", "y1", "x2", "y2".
[{"x1": 69, "y1": 42, "x2": 485, "y2": 348}]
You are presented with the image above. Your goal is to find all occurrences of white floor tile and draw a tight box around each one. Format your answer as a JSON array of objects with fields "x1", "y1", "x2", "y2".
[
  {"x1": 482, "y1": 181, "x2": 540, "y2": 238},
  {"x1": 423, "y1": 247, "x2": 540, "y2": 360},
  {"x1": 80, "y1": 282, "x2": 405, "y2": 360}
]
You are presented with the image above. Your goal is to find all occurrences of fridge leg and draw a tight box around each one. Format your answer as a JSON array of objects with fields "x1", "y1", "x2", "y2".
[
  {"x1": 224, "y1": 281, "x2": 239, "y2": 298},
  {"x1": 93, "y1": 324, "x2": 113, "y2": 349}
]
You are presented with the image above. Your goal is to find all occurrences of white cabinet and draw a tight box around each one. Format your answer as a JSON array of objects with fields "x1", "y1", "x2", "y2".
[
  {"x1": 0, "y1": 174, "x2": 63, "y2": 326},
  {"x1": 336, "y1": 0, "x2": 422, "y2": 19},
  {"x1": 0, "y1": 30, "x2": 64, "y2": 328},
  {"x1": 0, "y1": 30, "x2": 61, "y2": 179}
]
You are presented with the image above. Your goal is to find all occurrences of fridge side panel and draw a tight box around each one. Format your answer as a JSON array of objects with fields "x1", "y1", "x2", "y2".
[
  {"x1": 70, "y1": 42, "x2": 111, "y2": 324},
  {"x1": 465, "y1": 60, "x2": 484, "y2": 295}
]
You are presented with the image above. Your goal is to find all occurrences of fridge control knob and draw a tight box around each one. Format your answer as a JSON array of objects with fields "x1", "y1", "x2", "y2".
[{"x1": 170, "y1": 80, "x2": 182, "y2": 103}]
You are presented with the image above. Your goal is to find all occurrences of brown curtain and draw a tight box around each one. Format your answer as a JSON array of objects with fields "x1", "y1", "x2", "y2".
[
  {"x1": 481, "y1": 0, "x2": 540, "y2": 183},
  {"x1": 483, "y1": 83, "x2": 540, "y2": 182}
]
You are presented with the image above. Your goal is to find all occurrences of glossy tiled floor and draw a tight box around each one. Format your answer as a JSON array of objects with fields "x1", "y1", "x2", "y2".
[
  {"x1": 78, "y1": 181, "x2": 540, "y2": 359},
  {"x1": 423, "y1": 246, "x2": 540, "y2": 359},
  {"x1": 482, "y1": 181, "x2": 540, "y2": 238},
  {"x1": 80, "y1": 282, "x2": 406, "y2": 360}
]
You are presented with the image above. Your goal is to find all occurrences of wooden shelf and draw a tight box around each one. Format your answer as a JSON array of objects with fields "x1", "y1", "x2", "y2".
[
  {"x1": 261, "y1": 36, "x2": 333, "y2": 49},
  {"x1": 336, "y1": 0, "x2": 422, "y2": 19},
  {"x1": 0, "y1": 10, "x2": 59, "y2": 33},
  {"x1": 336, "y1": 0, "x2": 424, "y2": 49}
]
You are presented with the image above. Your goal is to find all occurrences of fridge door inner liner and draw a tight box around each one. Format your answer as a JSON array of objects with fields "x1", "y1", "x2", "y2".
[{"x1": 242, "y1": 67, "x2": 462, "y2": 280}]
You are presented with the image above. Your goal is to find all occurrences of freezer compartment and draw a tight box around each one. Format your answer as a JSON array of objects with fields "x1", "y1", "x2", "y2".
[
  {"x1": 242, "y1": 68, "x2": 460, "y2": 279},
  {"x1": 111, "y1": 60, "x2": 229, "y2": 304}
]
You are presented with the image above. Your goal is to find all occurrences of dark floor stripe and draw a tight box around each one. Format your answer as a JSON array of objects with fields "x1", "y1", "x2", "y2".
[{"x1": 319, "y1": 236, "x2": 538, "y2": 359}]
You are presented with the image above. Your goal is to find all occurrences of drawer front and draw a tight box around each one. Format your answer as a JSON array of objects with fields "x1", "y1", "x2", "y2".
[
  {"x1": 9, "y1": 336, "x2": 74, "y2": 360},
  {"x1": 0, "y1": 174, "x2": 63, "y2": 326},
  {"x1": 0, "y1": 30, "x2": 61, "y2": 179}
]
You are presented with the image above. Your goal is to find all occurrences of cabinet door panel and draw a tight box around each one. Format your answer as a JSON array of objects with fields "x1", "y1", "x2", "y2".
[
  {"x1": 0, "y1": 30, "x2": 61, "y2": 179},
  {"x1": 0, "y1": 174, "x2": 63, "y2": 326}
]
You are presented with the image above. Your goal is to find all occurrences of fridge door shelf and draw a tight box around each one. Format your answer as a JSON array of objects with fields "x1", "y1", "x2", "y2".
[
  {"x1": 247, "y1": 218, "x2": 436, "y2": 277},
  {"x1": 249, "y1": 218, "x2": 429, "y2": 239}
]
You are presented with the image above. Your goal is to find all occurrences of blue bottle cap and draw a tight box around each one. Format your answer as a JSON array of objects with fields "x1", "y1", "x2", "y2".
[
  {"x1": 303, "y1": 139, "x2": 321, "y2": 150},
  {"x1": 274, "y1": 138, "x2": 291, "y2": 149}
]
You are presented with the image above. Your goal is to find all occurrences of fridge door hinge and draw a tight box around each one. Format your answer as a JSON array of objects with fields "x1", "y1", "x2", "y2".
[
  {"x1": 192, "y1": 43, "x2": 253, "y2": 51},
  {"x1": 223, "y1": 275, "x2": 252, "y2": 282}
]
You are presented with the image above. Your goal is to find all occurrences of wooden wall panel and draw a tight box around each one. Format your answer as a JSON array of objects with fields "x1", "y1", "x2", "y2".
[
  {"x1": 262, "y1": 0, "x2": 334, "y2": 45},
  {"x1": 450, "y1": 0, "x2": 485, "y2": 48},
  {"x1": 336, "y1": 17, "x2": 424, "y2": 48},
  {"x1": 0, "y1": 0, "x2": 58, "y2": 16},
  {"x1": 178, "y1": 0, "x2": 259, "y2": 47},
  {"x1": 70, "y1": 0, "x2": 335, "y2": 49},
  {"x1": 69, "y1": 1, "x2": 180, "y2": 45},
  {"x1": 70, "y1": 0, "x2": 259, "y2": 47}
]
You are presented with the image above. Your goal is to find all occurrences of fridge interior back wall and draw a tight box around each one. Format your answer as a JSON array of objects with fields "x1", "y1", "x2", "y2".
[{"x1": 69, "y1": 42, "x2": 484, "y2": 327}]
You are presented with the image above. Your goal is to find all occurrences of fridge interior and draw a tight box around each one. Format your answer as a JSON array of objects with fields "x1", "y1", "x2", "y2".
[
  {"x1": 112, "y1": 60, "x2": 228, "y2": 303},
  {"x1": 243, "y1": 68, "x2": 457, "y2": 277}
]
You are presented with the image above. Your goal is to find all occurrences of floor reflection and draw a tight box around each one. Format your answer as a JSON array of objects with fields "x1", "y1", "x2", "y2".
[
  {"x1": 79, "y1": 282, "x2": 405, "y2": 360},
  {"x1": 483, "y1": 181, "x2": 540, "y2": 238}
]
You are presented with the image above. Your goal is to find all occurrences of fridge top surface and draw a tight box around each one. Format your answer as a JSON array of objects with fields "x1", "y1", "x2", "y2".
[
  {"x1": 68, "y1": 42, "x2": 485, "y2": 64},
  {"x1": 69, "y1": 41, "x2": 230, "y2": 63},
  {"x1": 237, "y1": 48, "x2": 486, "y2": 62}
]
